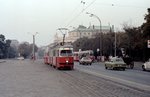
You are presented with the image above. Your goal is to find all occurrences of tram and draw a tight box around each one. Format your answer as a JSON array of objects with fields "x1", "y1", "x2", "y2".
[
  {"x1": 44, "y1": 46, "x2": 50, "y2": 64},
  {"x1": 44, "y1": 42, "x2": 74, "y2": 70}
]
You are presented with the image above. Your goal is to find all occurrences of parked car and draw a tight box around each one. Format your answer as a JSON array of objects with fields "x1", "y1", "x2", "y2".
[
  {"x1": 17, "y1": 56, "x2": 24, "y2": 60},
  {"x1": 142, "y1": 59, "x2": 150, "y2": 71},
  {"x1": 123, "y1": 56, "x2": 134, "y2": 69},
  {"x1": 79, "y1": 57, "x2": 92, "y2": 65},
  {"x1": 105, "y1": 57, "x2": 126, "y2": 70}
]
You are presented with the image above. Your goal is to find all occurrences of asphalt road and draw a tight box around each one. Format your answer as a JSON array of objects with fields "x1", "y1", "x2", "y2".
[
  {"x1": 75, "y1": 61, "x2": 150, "y2": 91},
  {"x1": 0, "y1": 59, "x2": 149, "y2": 97}
]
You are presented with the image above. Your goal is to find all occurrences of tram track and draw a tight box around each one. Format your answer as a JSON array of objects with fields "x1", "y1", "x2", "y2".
[
  {"x1": 75, "y1": 67, "x2": 150, "y2": 93},
  {"x1": 39, "y1": 60, "x2": 150, "y2": 97},
  {"x1": 58, "y1": 70, "x2": 108, "y2": 97},
  {"x1": 58, "y1": 69, "x2": 150, "y2": 97}
]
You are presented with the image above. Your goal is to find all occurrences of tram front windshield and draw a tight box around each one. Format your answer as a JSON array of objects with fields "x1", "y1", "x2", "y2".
[{"x1": 60, "y1": 50, "x2": 72, "y2": 56}]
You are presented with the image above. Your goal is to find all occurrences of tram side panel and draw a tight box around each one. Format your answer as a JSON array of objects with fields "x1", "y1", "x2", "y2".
[
  {"x1": 52, "y1": 56, "x2": 57, "y2": 67},
  {"x1": 44, "y1": 55, "x2": 49, "y2": 64},
  {"x1": 49, "y1": 56, "x2": 53, "y2": 65}
]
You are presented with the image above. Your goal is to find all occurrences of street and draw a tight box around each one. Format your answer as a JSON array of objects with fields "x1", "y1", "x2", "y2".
[
  {"x1": 75, "y1": 62, "x2": 150, "y2": 91},
  {"x1": 0, "y1": 59, "x2": 150, "y2": 97}
]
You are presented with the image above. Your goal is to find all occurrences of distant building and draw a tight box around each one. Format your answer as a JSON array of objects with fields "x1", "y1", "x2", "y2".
[
  {"x1": 54, "y1": 25, "x2": 111, "y2": 43},
  {"x1": 10, "y1": 40, "x2": 19, "y2": 48}
]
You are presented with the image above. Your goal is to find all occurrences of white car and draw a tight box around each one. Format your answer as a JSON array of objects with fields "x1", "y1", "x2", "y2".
[
  {"x1": 142, "y1": 59, "x2": 150, "y2": 71},
  {"x1": 17, "y1": 56, "x2": 24, "y2": 60},
  {"x1": 79, "y1": 57, "x2": 92, "y2": 65}
]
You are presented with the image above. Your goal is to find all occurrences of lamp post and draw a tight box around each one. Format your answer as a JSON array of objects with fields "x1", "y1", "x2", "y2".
[
  {"x1": 33, "y1": 32, "x2": 38, "y2": 60},
  {"x1": 86, "y1": 12, "x2": 102, "y2": 59},
  {"x1": 28, "y1": 32, "x2": 38, "y2": 60}
]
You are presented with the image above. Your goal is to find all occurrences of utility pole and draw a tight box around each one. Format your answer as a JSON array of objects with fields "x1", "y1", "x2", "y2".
[
  {"x1": 113, "y1": 25, "x2": 116, "y2": 57},
  {"x1": 33, "y1": 34, "x2": 35, "y2": 60},
  {"x1": 28, "y1": 32, "x2": 38, "y2": 61},
  {"x1": 33, "y1": 32, "x2": 38, "y2": 60}
]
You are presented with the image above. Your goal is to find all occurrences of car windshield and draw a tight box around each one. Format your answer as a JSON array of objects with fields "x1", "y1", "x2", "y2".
[
  {"x1": 60, "y1": 50, "x2": 72, "y2": 56},
  {"x1": 111, "y1": 58, "x2": 123, "y2": 62},
  {"x1": 82, "y1": 57, "x2": 90, "y2": 60},
  {"x1": 116, "y1": 58, "x2": 123, "y2": 61}
]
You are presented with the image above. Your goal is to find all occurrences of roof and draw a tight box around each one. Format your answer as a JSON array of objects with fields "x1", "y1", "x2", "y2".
[
  {"x1": 88, "y1": 25, "x2": 110, "y2": 30},
  {"x1": 69, "y1": 25, "x2": 111, "y2": 33}
]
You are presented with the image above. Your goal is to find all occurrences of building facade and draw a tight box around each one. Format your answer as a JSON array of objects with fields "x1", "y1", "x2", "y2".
[{"x1": 54, "y1": 25, "x2": 111, "y2": 43}]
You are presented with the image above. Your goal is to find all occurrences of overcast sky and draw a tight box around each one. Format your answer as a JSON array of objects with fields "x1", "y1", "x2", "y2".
[{"x1": 0, "y1": 0, "x2": 149, "y2": 46}]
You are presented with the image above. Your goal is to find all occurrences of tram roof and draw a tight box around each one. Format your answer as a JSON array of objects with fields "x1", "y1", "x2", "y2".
[{"x1": 48, "y1": 42, "x2": 73, "y2": 49}]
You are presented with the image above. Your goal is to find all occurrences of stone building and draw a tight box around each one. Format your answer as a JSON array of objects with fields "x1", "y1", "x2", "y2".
[{"x1": 54, "y1": 25, "x2": 111, "y2": 43}]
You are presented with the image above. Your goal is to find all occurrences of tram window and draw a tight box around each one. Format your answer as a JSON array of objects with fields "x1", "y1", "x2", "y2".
[
  {"x1": 53, "y1": 50, "x2": 56, "y2": 56},
  {"x1": 60, "y1": 50, "x2": 72, "y2": 56}
]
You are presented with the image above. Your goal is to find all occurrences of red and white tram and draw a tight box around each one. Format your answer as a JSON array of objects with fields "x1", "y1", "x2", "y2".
[
  {"x1": 44, "y1": 47, "x2": 50, "y2": 64},
  {"x1": 44, "y1": 43, "x2": 74, "y2": 70}
]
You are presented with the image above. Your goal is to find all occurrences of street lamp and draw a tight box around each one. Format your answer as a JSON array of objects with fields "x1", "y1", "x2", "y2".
[
  {"x1": 28, "y1": 32, "x2": 38, "y2": 60},
  {"x1": 86, "y1": 12, "x2": 102, "y2": 58}
]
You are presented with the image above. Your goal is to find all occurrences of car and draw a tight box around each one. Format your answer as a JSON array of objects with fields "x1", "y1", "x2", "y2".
[
  {"x1": 123, "y1": 56, "x2": 134, "y2": 69},
  {"x1": 105, "y1": 57, "x2": 126, "y2": 70},
  {"x1": 79, "y1": 57, "x2": 92, "y2": 65},
  {"x1": 17, "y1": 56, "x2": 24, "y2": 60},
  {"x1": 142, "y1": 59, "x2": 150, "y2": 71}
]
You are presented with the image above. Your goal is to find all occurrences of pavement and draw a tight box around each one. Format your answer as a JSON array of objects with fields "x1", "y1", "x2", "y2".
[
  {"x1": 0, "y1": 59, "x2": 149, "y2": 97},
  {"x1": 0, "y1": 59, "x2": 6, "y2": 63}
]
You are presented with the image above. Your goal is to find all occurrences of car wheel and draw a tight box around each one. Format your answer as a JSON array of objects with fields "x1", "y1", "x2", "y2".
[
  {"x1": 130, "y1": 64, "x2": 134, "y2": 69},
  {"x1": 122, "y1": 67, "x2": 125, "y2": 71},
  {"x1": 113, "y1": 67, "x2": 116, "y2": 70},
  {"x1": 105, "y1": 65, "x2": 108, "y2": 69},
  {"x1": 142, "y1": 65, "x2": 146, "y2": 71}
]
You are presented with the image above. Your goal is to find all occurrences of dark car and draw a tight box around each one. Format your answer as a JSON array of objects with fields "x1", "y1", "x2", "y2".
[
  {"x1": 123, "y1": 56, "x2": 134, "y2": 69},
  {"x1": 79, "y1": 57, "x2": 92, "y2": 65}
]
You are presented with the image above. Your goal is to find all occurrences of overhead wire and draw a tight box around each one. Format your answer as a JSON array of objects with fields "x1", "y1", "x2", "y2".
[
  {"x1": 61, "y1": 3, "x2": 81, "y2": 27},
  {"x1": 64, "y1": 0, "x2": 146, "y2": 28},
  {"x1": 86, "y1": 1, "x2": 148, "y2": 9},
  {"x1": 65, "y1": 0, "x2": 97, "y2": 27},
  {"x1": 111, "y1": 4, "x2": 148, "y2": 9}
]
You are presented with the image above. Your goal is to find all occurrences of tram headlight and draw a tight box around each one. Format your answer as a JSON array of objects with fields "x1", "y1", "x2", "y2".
[{"x1": 66, "y1": 60, "x2": 69, "y2": 63}]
